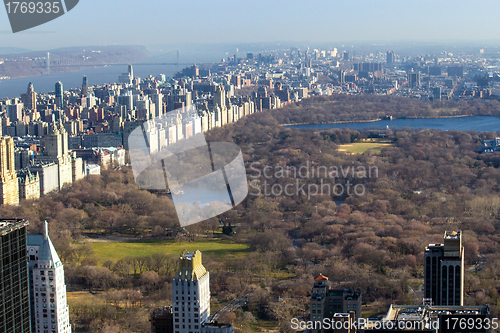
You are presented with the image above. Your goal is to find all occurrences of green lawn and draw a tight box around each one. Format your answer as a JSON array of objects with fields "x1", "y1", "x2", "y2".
[
  {"x1": 338, "y1": 139, "x2": 394, "y2": 154},
  {"x1": 90, "y1": 239, "x2": 249, "y2": 262}
]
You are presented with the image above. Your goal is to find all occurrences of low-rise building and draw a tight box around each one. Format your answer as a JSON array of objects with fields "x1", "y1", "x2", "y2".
[{"x1": 150, "y1": 306, "x2": 173, "y2": 333}]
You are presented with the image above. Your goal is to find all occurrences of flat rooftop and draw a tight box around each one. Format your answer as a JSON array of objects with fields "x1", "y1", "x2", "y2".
[{"x1": 0, "y1": 218, "x2": 29, "y2": 236}]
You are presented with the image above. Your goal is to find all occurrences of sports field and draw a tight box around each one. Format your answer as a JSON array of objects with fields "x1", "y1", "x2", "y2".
[
  {"x1": 338, "y1": 139, "x2": 394, "y2": 154},
  {"x1": 90, "y1": 239, "x2": 249, "y2": 262}
]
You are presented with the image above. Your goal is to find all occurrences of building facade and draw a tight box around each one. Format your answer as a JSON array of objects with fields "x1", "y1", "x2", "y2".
[
  {"x1": 0, "y1": 219, "x2": 31, "y2": 333},
  {"x1": 151, "y1": 306, "x2": 174, "y2": 333},
  {"x1": 310, "y1": 274, "x2": 362, "y2": 333},
  {"x1": 424, "y1": 231, "x2": 465, "y2": 306},
  {"x1": 0, "y1": 136, "x2": 20, "y2": 205},
  {"x1": 172, "y1": 250, "x2": 210, "y2": 333},
  {"x1": 18, "y1": 169, "x2": 41, "y2": 201},
  {"x1": 27, "y1": 221, "x2": 72, "y2": 333}
]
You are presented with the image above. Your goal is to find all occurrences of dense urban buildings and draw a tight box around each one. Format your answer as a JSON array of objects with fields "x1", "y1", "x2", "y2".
[
  {"x1": 424, "y1": 231, "x2": 465, "y2": 306},
  {"x1": 0, "y1": 219, "x2": 31, "y2": 333},
  {"x1": 1, "y1": 46, "x2": 498, "y2": 207}
]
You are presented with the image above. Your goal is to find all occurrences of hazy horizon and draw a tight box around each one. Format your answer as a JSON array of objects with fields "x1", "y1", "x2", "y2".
[{"x1": 2, "y1": 0, "x2": 500, "y2": 50}]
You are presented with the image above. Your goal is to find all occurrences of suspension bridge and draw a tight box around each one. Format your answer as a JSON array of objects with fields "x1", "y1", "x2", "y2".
[{"x1": 31, "y1": 50, "x2": 194, "y2": 75}]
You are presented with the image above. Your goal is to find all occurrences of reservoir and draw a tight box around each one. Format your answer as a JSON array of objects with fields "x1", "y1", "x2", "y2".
[{"x1": 285, "y1": 116, "x2": 500, "y2": 132}]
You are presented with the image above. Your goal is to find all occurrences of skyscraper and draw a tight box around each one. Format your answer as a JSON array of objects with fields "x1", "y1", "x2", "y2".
[
  {"x1": 0, "y1": 219, "x2": 31, "y2": 333},
  {"x1": 386, "y1": 50, "x2": 395, "y2": 65},
  {"x1": 128, "y1": 64, "x2": 134, "y2": 80},
  {"x1": 214, "y1": 85, "x2": 226, "y2": 110},
  {"x1": 424, "y1": 231, "x2": 465, "y2": 306},
  {"x1": 172, "y1": 250, "x2": 210, "y2": 333},
  {"x1": 81, "y1": 76, "x2": 88, "y2": 96},
  {"x1": 432, "y1": 87, "x2": 442, "y2": 101},
  {"x1": 39, "y1": 122, "x2": 73, "y2": 190},
  {"x1": 55, "y1": 82, "x2": 63, "y2": 110},
  {"x1": 407, "y1": 71, "x2": 420, "y2": 88},
  {"x1": 0, "y1": 136, "x2": 20, "y2": 205},
  {"x1": 8, "y1": 102, "x2": 23, "y2": 123},
  {"x1": 21, "y1": 82, "x2": 37, "y2": 111},
  {"x1": 27, "y1": 221, "x2": 72, "y2": 333}
]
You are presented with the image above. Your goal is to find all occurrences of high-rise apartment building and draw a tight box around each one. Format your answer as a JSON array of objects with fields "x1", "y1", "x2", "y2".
[
  {"x1": 408, "y1": 71, "x2": 420, "y2": 88},
  {"x1": 0, "y1": 219, "x2": 31, "y2": 333},
  {"x1": 424, "y1": 231, "x2": 465, "y2": 306},
  {"x1": 37, "y1": 122, "x2": 74, "y2": 191},
  {"x1": 172, "y1": 250, "x2": 210, "y2": 333},
  {"x1": 386, "y1": 50, "x2": 395, "y2": 65},
  {"x1": 432, "y1": 87, "x2": 442, "y2": 101},
  {"x1": 8, "y1": 102, "x2": 23, "y2": 123},
  {"x1": 0, "y1": 136, "x2": 20, "y2": 205},
  {"x1": 21, "y1": 82, "x2": 37, "y2": 111},
  {"x1": 27, "y1": 221, "x2": 72, "y2": 333}
]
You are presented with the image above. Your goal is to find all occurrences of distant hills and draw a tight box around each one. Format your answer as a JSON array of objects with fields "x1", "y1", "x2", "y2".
[
  {"x1": 0, "y1": 45, "x2": 149, "y2": 79},
  {"x1": 0, "y1": 47, "x2": 31, "y2": 55}
]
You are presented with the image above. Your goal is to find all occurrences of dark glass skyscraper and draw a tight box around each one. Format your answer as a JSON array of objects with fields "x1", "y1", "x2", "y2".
[
  {"x1": 82, "y1": 76, "x2": 88, "y2": 96},
  {"x1": 55, "y1": 81, "x2": 63, "y2": 109},
  {"x1": 424, "y1": 231, "x2": 465, "y2": 306},
  {"x1": 0, "y1": 219, "x2": 31, "y2": 333}
]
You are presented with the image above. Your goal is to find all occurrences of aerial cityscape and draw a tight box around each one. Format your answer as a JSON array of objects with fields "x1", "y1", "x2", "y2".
[{"x1": 2, "y1": 1, "x2": 500, "y2": 333}]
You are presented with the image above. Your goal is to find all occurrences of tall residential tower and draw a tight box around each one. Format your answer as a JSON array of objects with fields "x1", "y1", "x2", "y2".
[
  {"x1": 27, "y1": 221, "x2": 71, "y2": 333},
  {"x1": 172, "y1": 250, "x2": 210, "y2": 333}
]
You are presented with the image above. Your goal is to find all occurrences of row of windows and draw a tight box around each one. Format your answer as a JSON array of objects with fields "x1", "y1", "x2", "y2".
[
  {"x1": 174, "y1": 312, "x2": 199, "y2": 317},
  {"x1": 174, "y1": 318, "x2": 199, "y2": 323},
  {"x1": 174, "y1": 324, "x2": 199, "y2": 329},
  {"x1": 175, "y1": 296, "x2": 197, "y2": 301}
]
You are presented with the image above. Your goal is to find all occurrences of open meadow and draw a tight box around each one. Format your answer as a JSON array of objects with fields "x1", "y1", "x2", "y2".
[
  {"x1": 338, "y1": 138, "x2": 395, "y2": 154},
  {"x1": 88, "y1": 238, "x2": 249, "y2": 262}
]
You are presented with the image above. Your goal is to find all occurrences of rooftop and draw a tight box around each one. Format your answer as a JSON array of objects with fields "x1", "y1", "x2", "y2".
[
  {"x1": 0, "y1": 218, "x2": 29, "y2": 236},
  {"x1": 27, "y1": 221, "x2": 62, "y2": 268},
  {"x1": 315, "y1": 274, "x2": 329, "y2": 281}
]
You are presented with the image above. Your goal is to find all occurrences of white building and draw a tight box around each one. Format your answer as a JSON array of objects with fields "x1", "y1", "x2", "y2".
[
  {"x1": 27, "y1": 221, "x2": 71, "y2": 333},
  {"x1": 86, "y1": 164, "x2": 101, "y2": 175},
  {"x1": 172, "y1": 250, "x2": 210, "y2": 333}
]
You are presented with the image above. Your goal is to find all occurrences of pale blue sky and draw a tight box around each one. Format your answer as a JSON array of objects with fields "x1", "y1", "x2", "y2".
[{"x1": 2, "y1": 0, "x2": 500, "y2": 50}]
